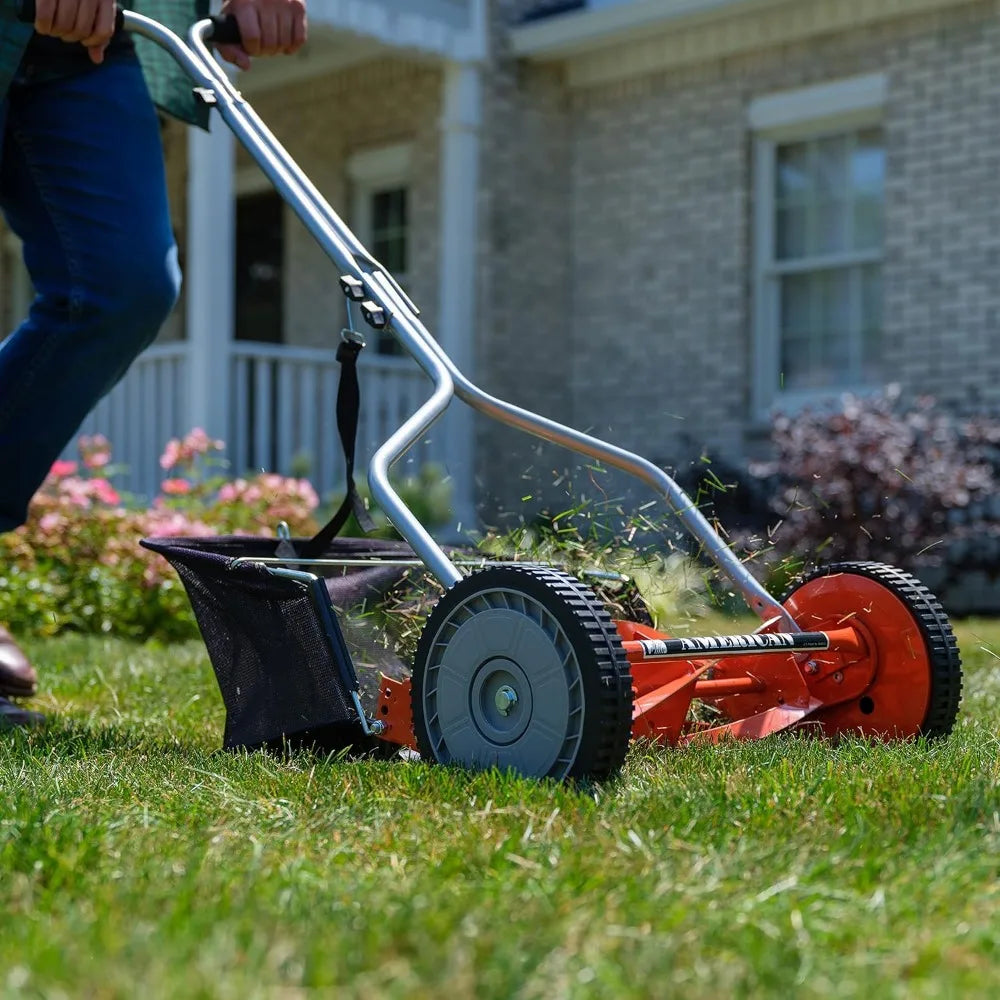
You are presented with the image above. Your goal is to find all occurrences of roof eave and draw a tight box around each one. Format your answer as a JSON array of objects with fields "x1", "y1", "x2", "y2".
[{"x1": 509, "y1": 0, "x2": 782, "y2": 58}]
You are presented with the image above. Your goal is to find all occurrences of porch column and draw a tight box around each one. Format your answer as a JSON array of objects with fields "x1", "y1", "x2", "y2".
[
  {"x1": 438, "y1": 60, "x2": 482, "y2": 534},
  {"x1": 185, "y1": 117, "x2": 234, "y2": 442}
]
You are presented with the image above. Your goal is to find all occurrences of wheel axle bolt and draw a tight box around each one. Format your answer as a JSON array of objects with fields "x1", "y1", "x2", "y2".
[
  {"x1": 805, "y1": 660, "x2": 819, "y2": 675},
  {"x1": 495, "y1": 685, "x2": 518, "y2": 716}
]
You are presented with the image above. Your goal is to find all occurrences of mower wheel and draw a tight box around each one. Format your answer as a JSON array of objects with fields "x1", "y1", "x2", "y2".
[
  {"x1": 411, "y1": 565, "x2": 634, "y2": 781},
  {"x1": 783, "y1": 562, "x2": 962, "y2": 739}
]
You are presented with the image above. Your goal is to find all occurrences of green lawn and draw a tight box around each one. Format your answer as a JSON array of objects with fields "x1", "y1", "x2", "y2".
[{"x1": 2, "y1": 617, "x2": 999, "y2": 999}]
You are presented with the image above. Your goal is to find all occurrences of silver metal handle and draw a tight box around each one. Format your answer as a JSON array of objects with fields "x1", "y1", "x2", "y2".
[{"x1": 126, "y1": 12, "x2": 798, "y2": 630}]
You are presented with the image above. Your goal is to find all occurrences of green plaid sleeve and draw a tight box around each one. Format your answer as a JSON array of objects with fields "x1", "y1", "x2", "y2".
[
  {"x1": 0, "y1": 0, "x2": 211, "y2": 127},
  {"x1": 0, "y1": 0, "x2": 35, "y2": 101},
  {"x1": 127, "y1": 0, "x2": 211, "y2": 128}
]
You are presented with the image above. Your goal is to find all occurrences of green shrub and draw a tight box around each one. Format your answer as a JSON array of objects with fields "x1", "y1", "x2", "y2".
[
  {"x1": 0, "y1": 430, "x2": 462, "y2": 642},
  {"x1": 0, "y1": 431, "x2": 321, "y2": 641}
]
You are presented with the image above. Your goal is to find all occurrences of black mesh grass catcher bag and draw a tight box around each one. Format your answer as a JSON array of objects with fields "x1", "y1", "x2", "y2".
[
  {"x1": 141, "y1": 535, "x2": 413, "y2": 752},
  {"x1": 139, "y1": 332, "x2": 426, "y2": 751}
]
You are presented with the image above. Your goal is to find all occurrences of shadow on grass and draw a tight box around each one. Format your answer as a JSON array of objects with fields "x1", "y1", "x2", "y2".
[{"x1": 3, "y1": 712, "x2": 413, "y2": 771}]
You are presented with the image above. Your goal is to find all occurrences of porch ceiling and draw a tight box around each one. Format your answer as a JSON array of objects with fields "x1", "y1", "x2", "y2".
[
  {"x1": 237, "y1": 27, "x2": 391, "y2": 94},
  {"x1": 238, "y1": 0, "x2": 483, "y2": 91}
]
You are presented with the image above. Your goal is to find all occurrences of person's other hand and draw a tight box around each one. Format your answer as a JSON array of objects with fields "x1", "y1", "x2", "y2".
[
  {"x1": 217, "y1": 0, "x2": 307, "y2": 71},
  {"x1": 33, "y1": 0, "x2": 116, "y2": 64}
]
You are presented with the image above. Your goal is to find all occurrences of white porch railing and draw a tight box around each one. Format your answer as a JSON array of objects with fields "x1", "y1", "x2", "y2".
[
  {"x1": 72, "y1": 343, "x2": 190, "y2": 499},
  {"x1": 228, "y1": 342, "x2": 440, "y2": 497},
  {"x1": 68, "y1": 342, "x2": 441, "y2": 503}
]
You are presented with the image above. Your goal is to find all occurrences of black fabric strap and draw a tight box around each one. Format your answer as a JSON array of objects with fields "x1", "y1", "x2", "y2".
[{"x1": 297, "y1": 338, "x2": 375, "y2": 558}]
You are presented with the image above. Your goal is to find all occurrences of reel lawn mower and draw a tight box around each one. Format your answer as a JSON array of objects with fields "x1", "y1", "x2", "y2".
[{"x1": 45, "y1": 7, "x2": 962, "y2": 781}]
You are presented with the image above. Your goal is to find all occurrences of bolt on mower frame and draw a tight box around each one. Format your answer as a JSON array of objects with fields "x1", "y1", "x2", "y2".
[{"x1": 127, "y1": 11, "x2": 961, "y2": 780}]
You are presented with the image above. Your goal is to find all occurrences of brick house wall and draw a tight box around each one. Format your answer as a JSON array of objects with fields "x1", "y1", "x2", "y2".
[
  {"x1": 475, "y1": 0, "x2": 1000, "y2": 525},
  {"x1": 474, "y1": 55, "x2": 576, "y2": 524}
]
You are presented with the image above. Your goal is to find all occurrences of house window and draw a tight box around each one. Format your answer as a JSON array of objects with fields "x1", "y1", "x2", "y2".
[
  {"x1": 750, "y1": 75, "x2": 886, "y2": 414},
  {"x1": 348, "y1": 143, "x2": 413, "y2": 356},
  {"x1": 370, "y1": 187, "x2": 408, "y2": 285},
  {"x1": 235, "y1": 186, "x2": 284, "y2": 344}
]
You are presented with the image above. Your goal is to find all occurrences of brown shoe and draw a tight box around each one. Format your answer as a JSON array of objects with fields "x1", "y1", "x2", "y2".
[
  {"x1": 0, "y1": 695, "x2": 45, "y2": 729},
  {"x1": 0, "y1": 626, "x2": 38, "y2": 698}
]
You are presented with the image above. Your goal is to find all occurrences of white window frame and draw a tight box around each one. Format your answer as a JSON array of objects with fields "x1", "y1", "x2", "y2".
[
  {"x1": 750, "y1": 73, "x2": 887, "y2": 419},
  {"x1": 346, "y1": 142, "x2": 413, "y2": 246}
]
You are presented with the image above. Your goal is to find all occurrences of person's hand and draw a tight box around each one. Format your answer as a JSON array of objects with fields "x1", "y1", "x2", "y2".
[
  {"x1": 33, "y1": 0, "x2": 116, "y2": 64},
  {"x1": 217, "y1": 0, "x2": 307, "y2": 71}
]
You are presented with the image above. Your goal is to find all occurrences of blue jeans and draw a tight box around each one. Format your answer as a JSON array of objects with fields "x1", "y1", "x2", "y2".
[{"x1": 0, "y1": 56, "x2": 181, "y2": 532}]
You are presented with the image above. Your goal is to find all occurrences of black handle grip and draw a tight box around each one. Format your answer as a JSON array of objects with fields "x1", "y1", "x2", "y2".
[
  {"x1": 207, "y1": 14, "x2": 241, "y2": 45},
  {"x1": 16, "y1": 1, "x2": 242, "y2": 45}
]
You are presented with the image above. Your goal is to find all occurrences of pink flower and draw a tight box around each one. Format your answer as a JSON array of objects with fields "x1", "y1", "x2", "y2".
[
  {"x1": 161, "y1": 478, "x2": 192, "y2": 496},
  {"x1": 60, "y1": 477, "x2": 92, "y2": 508},
  {"x1": 183, "y1": 428, "x2": 224, "y2": 455},
  {"x1": 217, "y1": 480, "x2": 244, "y2": 503},
  {"x1": 159, "y1": 439, "x2": 181, "y2": 470},
  {"x1": 92, "y1": 480, "x2": 121, "y2": 506},
  {"x1": 185, "y1": 427, "x2": 209, "y2": 450},
  {"x1": 294, "y1": 479, "x2": 319, "y2": 510},
  {"x1": 39, "y1": 512, "x2": 64, "y2": 533},
  {"x1": 49, "y1": 460, "x2": 78, "y2": 479},
  {"x1": 83, "y1": 451, "x2": 110, "y2": 470}
]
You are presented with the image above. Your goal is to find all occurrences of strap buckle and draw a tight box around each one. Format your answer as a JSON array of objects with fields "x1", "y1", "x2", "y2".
[
  {"x1": 337, "y1": 327, "x2": 366, "y2": 364},
  {"x1": 340, "y1": 327, "x2": 366, "y2": 348}
]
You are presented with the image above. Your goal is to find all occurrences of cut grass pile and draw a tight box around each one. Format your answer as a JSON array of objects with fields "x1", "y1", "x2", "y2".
[{"x1": 2, "y1": 618, "x2": 999, "y2": 998}]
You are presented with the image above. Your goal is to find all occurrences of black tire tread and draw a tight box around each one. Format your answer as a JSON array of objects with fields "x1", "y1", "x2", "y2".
[
  {"x1": 783, "y1": 561, "x2": 962, "y2": 738},
  {"x1": 411, "y1": 565, "x2": 634, "y2": 782}
]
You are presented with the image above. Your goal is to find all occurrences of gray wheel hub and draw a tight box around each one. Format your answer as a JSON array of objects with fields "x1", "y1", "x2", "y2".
[
  {"x1": 422, "y1": 593, "x2": 585, "y2": 778},
  {"x1": 469, "y1": 659, "x2": 532, "y2": 744}
]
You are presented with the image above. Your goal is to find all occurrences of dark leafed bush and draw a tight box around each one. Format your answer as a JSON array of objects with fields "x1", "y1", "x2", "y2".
[{"x1": 745, "y1": 388, "x2": 1000, "y2": 603}]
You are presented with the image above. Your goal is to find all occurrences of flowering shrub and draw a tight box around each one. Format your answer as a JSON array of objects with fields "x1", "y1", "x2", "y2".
[
  {"x1": 0, "y1": 430, "x2": 320, "y2": 640},
  {"x1": 745, "y1": 388, "x2": 1000, "y2": 584},
  {"x1": 155, "y1": 428, "x2": 319, "y2": 536},
  {"x1": 212, "y1": 474, "x2": 320, "y2": 535}
]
